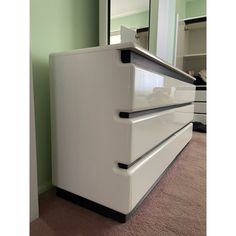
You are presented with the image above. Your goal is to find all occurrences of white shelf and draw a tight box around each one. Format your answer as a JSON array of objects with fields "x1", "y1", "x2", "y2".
[
  {"x1": 183, "y1": 53, "x2": 206, "y2": 58},
  {"x1": 180, "y1": 15, "x2": 206, "y2": 22}
]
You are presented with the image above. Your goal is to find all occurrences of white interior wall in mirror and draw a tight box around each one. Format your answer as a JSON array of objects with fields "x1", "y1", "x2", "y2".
[{"x1": 110, "y1": 0, "x2": 150, "y2": 49}]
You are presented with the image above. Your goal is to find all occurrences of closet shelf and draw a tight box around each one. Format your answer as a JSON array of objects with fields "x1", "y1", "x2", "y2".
[
  {"x1": 180, "y1": 15, "x2": 206, "y2": 24},
  {"x1": 183, "y1": 53, "x2": 206, "y2": 58},
  {"x1": 185, "y1": 21, "x2": 206, "y2": 30}
]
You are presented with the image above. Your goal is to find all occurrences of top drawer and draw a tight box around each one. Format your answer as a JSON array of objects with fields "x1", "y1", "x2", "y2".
[
  {"x1": 50, "y1": 48, "x2": 195, "y2": 113},
  {"x1": 129, "y1": 66, "x2": 195, "y2": 111}
]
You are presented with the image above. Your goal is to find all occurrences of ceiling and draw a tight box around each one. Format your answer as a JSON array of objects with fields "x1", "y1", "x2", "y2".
[{"x1": 111, "y1": 0, "x2": 150, "y2": 19}]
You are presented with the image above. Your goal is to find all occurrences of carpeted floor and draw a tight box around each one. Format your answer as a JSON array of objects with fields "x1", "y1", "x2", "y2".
[{"x1": 31, "y1": 132, "x2": 206, "y2": 236}]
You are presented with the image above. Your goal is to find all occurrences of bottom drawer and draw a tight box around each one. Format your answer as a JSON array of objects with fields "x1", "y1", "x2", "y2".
[
  {"x1": 127, "y1": 123, "x2": 193, "y2": 211},
  {"x1": 55, "y1": 124, "x2": 193, "y2": 217},
  {"x1": 193, "y1": 114, "x2": 206, "y2": 125}
]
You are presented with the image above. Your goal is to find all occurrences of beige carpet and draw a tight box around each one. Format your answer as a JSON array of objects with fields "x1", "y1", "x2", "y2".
[{"x1": 31, "y1": 132, "x2": 206, "y2": 236}]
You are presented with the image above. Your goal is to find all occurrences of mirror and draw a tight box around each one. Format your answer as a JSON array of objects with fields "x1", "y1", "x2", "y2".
[
  {"x1": 109, "y1": 0, "x2": 150, "y2": 50},
  {"x1": 99, "y1": 0, "x2": 179, "y2": 65}
]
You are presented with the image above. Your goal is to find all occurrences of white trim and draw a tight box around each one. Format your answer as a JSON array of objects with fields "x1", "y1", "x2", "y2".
[
  {"x1": 173, "y1": 14, "x2": 179, "y2": 66},
  {"x1": 183, "y1": 53, "x2": 206, "y2": 58},
  {"x1": 30, "y1": 59, "x2": 39, "y2": 222},
  {"x1": 179, "y1": 15, "x2": 207, "y2": 22},
  {"x1": 99, "y1": 0, "x2": 109, "y2": 46},
  {"x1": 111, "y1": 10, "x2": 148, "y2": 19}
]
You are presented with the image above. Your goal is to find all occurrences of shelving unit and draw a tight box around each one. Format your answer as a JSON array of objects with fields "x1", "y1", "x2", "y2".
[{"x1": 176, "y1": 15, "x2": 207, "y2": 131}]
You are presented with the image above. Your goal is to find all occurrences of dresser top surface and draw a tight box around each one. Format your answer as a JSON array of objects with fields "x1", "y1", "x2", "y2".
[{"x1": 50, "y1": 42, "x2": 195, "y2": 81}]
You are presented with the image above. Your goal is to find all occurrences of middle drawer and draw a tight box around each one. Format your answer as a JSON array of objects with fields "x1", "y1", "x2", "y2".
[{"x1": 116, "y1": 104, "x2": 194, "y2": 165}]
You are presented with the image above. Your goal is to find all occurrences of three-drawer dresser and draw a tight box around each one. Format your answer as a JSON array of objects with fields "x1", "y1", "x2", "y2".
[{"x1": 49, "y1": 43, "x2": 196, "y2": 222}]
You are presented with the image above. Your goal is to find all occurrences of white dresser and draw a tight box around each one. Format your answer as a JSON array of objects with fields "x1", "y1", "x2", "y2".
[{"x1": 49, "y1": 43, "x2": 195, "y2": 222}]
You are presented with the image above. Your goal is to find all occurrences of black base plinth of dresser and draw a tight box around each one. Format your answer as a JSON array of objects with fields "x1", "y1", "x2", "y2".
[{"x1": 56, "y1": 187, "x2": 128, "y2": 223}]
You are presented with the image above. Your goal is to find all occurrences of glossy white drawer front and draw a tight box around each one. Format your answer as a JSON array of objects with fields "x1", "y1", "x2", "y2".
[
  {"x1": 193, "y1": 114, "x2": 206, "y2": 124},
  {"x1": 118, "y1": 104, "x2": 194, "y2": 164},
  {"x1": 131, "y1": 66, "x2": 195, "y2": 111},
  {"x1": 195, "y1": 90, "x2": 206, "y2": 101},
  {"x1": 128, "y1": 123, "x2": 192, "y2": 210},
  {"x1": 194, "y1": 102, "x2": 206, "y2": 114},
  {"x1": 50, "y1": 49, "x2": 195, "y2": 114}
]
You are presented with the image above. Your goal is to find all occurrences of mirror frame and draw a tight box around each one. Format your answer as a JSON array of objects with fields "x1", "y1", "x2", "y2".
[
  {"x1": 99, "y1": 0, "x2": 109, "y2": 46},
  {"x1": 99, "y1": 0, "x2": 152, "y2": 49}
]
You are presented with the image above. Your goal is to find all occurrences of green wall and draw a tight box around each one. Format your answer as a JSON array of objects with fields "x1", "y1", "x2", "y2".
[
  {"x1": 176, "y1": 0, "x2": 206, "y2": 20},
  {"x1": 149, "y1": 0, "x2": 159, "y2": 55},
  {"x1": 31, "y1": 0, "x2": 99, "y2": 193},
  {"x1": 176, "y1": 0, "x2": 186, "y2": 19},
  {"x1": 111, "y1": 11, "x2": 149, "y2": 32},
  {"x1": 186, "y1": 0, "x2": 206, "y2": 18}
]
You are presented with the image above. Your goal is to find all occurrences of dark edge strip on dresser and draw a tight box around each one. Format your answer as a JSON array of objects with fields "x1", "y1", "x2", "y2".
[
  {"x1": 194, "y1": 112, "x2": 206, "y2": 115},
  {"x1": 196, "y1": 86, "x2": 207, "y2": 90},
  {"x1": 119, "y1": 102, "x2": 192, "y2": 119},
  {"x1": 118, "y1": 122, "x2": 192, "y2": 169},
  {"x1": 56, "y1": 140, "x2": 190, "y2": 223},
  {"x1": 120, "y1": 50, "x2": 194, "y2": 84},
  {"x1": 194, "y1": 101, "x2": 206, "y2": 103},
  {"x1": 56, "y1": 187, "x2": 127, "y2": 223},
  {"x1": 107, "y1": 0, "x2": 110, "y2": 45}
]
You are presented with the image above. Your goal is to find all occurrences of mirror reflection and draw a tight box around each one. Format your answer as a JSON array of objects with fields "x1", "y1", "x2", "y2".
[{"x1": 109, "y1": 0, "x2": 150, "y2": 50}]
